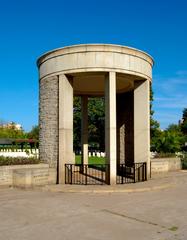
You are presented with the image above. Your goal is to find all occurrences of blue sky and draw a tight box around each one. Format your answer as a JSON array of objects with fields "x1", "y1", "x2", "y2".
[{"x1": 0, "y1": 0, "x2": 187, "y2": 131}]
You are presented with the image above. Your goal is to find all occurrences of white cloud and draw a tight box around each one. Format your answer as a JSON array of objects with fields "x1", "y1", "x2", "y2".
[
  {"x1": 152, "y1": 70, "x2": 187, "y2": 128},
  {"x1": 153, "y1": 70, "x2": 187, "y2": 99},
  {"x1": 154, "y1": 96, "x2": 187, "y2": 109},
  {"x1": 153, "y1": 71, "x2": 187, "y2": 91}
]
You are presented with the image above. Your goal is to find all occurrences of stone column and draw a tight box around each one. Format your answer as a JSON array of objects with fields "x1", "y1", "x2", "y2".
[
  {"x1": 105, "y1": 72, "x2": 117, "y2": 185},
  {"x1": 134, "y1": 80, "x2": 150, "y2": 178},
  {"x1": 81, "y1": 96, "x2": 88, "y2": 165},
  {"x1": 59, "y1": 74, "x2": 74, "y2": 184},
  {"x1": 39, "y1": 76, "x2": 59, "y2": 184}
]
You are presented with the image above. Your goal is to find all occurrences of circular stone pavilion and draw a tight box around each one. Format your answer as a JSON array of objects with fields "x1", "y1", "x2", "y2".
[{"x1": 37, "y1": 44, "x2": 154, "y2": 185}]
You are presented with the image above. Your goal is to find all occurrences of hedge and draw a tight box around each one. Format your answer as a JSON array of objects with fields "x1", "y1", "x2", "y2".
[{"x1": 0, "y1": 156, "x2": 40, "y2": 166}]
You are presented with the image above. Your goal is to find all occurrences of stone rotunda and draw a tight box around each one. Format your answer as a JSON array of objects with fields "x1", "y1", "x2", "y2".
[{"x1": 37, "y1": 44, "x2": 154, "y2": 185}]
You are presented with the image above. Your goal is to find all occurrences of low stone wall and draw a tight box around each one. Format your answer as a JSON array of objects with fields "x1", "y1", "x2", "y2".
[
  {"x1": 0, "y1": 164, "x2": 56, "y2": 188},
  {"x1": 151, "y1": 157, "x2": 181, "y2": 174},
  {"x1": 0, "y1": 158, "x2": 182, "y2": 187}
]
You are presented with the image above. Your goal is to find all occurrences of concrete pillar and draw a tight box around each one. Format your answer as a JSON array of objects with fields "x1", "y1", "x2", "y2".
[
  {"x1": 105, "y1": 72, "x2": 117, "y2": 185},
  {"x1": 59, "y1": 74, "x2": 74, "y2": 184},
  {"x1": 134, "y1": 80, "x2": 150, "y2": 178},
  {"x1": 81, "y1": 96, "x2": 88, "y2": 165}
]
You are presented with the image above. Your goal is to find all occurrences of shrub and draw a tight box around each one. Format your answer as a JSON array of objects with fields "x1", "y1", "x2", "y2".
[
  {"x1": 181, "y1": 152, "x2": 187, "y2": 169},
  {"x1": 0, "y1": 156, "x2": 40, "y2": 166},
  {"x1": 154, "y1": 152, "x2": 176, "y2": 158},
  {"x1": 152, "y1": 130, "x2": 184, "y2": 153}
]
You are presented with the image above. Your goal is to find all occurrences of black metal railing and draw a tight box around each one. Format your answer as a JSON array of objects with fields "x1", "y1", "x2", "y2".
[
  {"x1": 65, "y1": 162, "x2": 147, "y2": 185},
  {"x1": 116, "y1": 162, "x2": 147, "y2": 184},
  {"x1": 65, "y1": 164, "x2": 110, "y2": 185}
]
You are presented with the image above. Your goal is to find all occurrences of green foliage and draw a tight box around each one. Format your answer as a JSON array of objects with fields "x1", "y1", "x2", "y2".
[
  {"x1": 154, "y1": 152, "x2": 176, "y2": 158},
  {"x1": 167, "y1": 124, "x2": 181, "y2": 132},
  {"x1": 0, "y1": 156, "x2": 40, "y2": 166},
  {"x1": 150, "y1": 89, "x2": 186, "y2": 153},
  {"x1": 181, "y1": 108, "x2": 187, "y2": 135},
  {"x1": 73, "y1": 97, "x2": 81, "y2": 148},
  {"x1": 150, "y1": 85, "x2": 160, "y2": 140},
  {"x1": 73, "y1": 97, "x2": 105, "y2": 150},
  {"x1": 27, "y1": 125, "x2": 39, "y2": 140},
  {"x1": 150, "y1": 85, "x2": 163, "y2": 150},
  {"x1": 0, "y1": 127, "x2": 26, "y2": 139},
  {"x1": 181, "y1": 152, "x2": 187, "y2": 169},
  {"x1": 152, "y1": 127, "x2": 184, "y2": 153},
  {"x1": 88, "y1": 97, "x2": 105, "y2": 150}
]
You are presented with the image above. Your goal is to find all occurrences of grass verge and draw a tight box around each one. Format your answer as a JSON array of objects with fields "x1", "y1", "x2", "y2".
[{"x1": 75, "y1": 155, "x2": 106, "y2": 165}]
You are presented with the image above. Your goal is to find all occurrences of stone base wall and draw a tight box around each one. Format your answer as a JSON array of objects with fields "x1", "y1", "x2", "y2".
[
  {"x1": 151, "y1": 158, "x2": 181, "y2": 174},
  {"x1": 0, "y1": 164, "x2": 56, "y2": 188}
]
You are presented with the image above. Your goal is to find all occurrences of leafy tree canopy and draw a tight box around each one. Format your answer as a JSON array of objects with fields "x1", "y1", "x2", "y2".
[
  {"x1": 181, "y1": 108, "x2": 187, "y2": 135},
  {"x1": 27, "y1": 125, "x2": 39, "y2": 140},
  {"x1": 152, "y1": 130, "x2": 184, "y2": 153},
  {"x1": 73, "y1": 96, "x2": 105, "y2": 150},
  {"x1": 0, "y1": 127, "x2": 26, "y2": 139}
]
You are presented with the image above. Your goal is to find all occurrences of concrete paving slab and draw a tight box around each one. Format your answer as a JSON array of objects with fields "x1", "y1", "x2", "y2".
[
  {"x1": 41, "y1": 171, "x2": 186, "y2": 193},
  {"x1": 0, "y1": 171, "x2": 187, "y2": 240}
]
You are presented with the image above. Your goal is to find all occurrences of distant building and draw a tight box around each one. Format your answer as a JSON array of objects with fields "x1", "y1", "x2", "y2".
[{"x1": 1, "y1": 122, "x2": 22, "y2": 130}]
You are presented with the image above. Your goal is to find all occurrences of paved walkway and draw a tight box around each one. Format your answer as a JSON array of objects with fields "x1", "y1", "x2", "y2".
[
  {"x1": 0, "y1": 171, "x2": 187, "y2": 240},
  {"x1": 43, "y1": 171, "x2": 186, "y2": 193}
]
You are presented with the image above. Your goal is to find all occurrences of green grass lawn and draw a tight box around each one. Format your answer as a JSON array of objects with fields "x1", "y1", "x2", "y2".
[{"x1": 75, "y1": 155, "x2": 106, "y2": 165}]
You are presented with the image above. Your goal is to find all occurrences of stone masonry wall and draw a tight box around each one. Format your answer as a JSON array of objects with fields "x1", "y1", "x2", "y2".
[
  {"x1": 39, "y1": 76, "x2": 59, "y2": 168},
  {"x1": 117, "y1": 91, "x2": 134, "y2": 165},
  {"x1": 151, "y1": 158, "x2": 181, "y2": 173}
]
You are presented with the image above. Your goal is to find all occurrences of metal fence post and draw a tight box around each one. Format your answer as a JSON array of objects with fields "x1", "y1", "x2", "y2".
[
  {"x1": 85, "y1": 165, "x2": 87, "y2": 185},
  {"x1": 122, "y1": 165, "x2": 124, "y2": 184},
  {"x1": 134, "y1": 164, "x2": 136, "y2": 183},
  {"x1": 145, "y1": 162, "x2": 147, "y2": 181},
  {"x1": 65, "y1": 164, "x2": 66, "y2": 184},
  {"x1": 70, "y1": 164, "x2": 73, "y2": 184},
  {"x1": 101, "y1": 165, "x2": 104, "y2": 185}
]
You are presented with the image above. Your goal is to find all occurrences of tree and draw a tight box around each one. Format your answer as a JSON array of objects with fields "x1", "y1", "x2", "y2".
[
  {"x1": 153, "y1": 130, "x2": 184, "y2": 153},
  {"x1": 27, "y1": 125, "x2": 39, "y2": 140},
  {"x1": 152, "y1": 123, "x2": 185, "y2": 153},
  {"x1": 181, "y1": 108, "x2": 187, "y2": 135},
  {"x1": 150, "y1": 85, "x2": 160, "y2": 137},
  {"x1": 74, "y1": 86, "x2": 162, "y2": 152},
  {"x1": 73, "y1": 97, "x2": 81, "y2": 149},
  {"x1": 73, "y1": 96, "x2": 105, "y2": 150},
  {"x1": 150, "y1": 88, "x2": 186, "y2": 153},
  {"x1": 88, "y1": 97, "x2": 105, "y2": 150},
  {"x1": 0, "y1": 127, "x2": 26, "y2": 139},
  {"x1": 150, "y1": 85, "x2": 162, "y2": 150}
]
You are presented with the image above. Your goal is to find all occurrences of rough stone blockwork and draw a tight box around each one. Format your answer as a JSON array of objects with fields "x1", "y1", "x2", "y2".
[
  {"x1": 117, "y1": 92, "x2": 134, "y2": 165},
  {"x1": 39, "y1": 76, "x2": 59, "y2": 168}
]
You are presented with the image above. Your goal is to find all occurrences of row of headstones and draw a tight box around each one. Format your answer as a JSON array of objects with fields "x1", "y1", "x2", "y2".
[
  {"x1": 0, "y1": 148, "x2": 39, "y2": 153},
  {"x1": 75, "y1": 151, "x2": 106, "y2": 157},
  {"x1": 0, "y1": 151, "x2": 39, "y2": 158}
]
